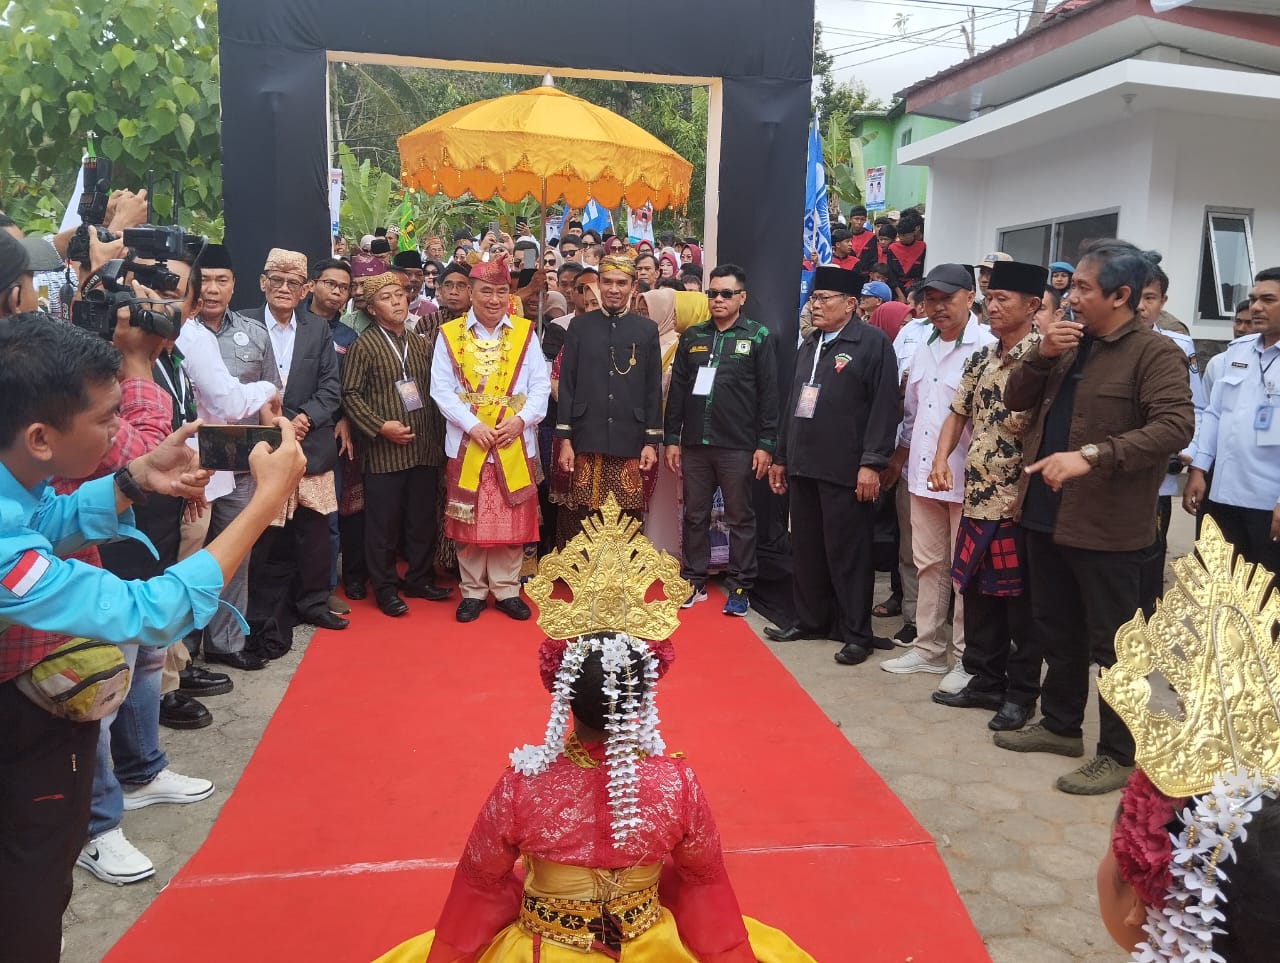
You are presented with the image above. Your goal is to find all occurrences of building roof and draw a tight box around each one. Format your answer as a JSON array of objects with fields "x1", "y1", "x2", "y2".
[{"x1": 895, "y1": 0, "x2": 1280, "y2": 121}]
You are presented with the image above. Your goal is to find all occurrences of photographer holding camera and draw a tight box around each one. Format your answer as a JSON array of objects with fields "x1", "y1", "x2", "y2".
[{"x1": 0, "y1": 232, "x2": 307, "y2": 961}]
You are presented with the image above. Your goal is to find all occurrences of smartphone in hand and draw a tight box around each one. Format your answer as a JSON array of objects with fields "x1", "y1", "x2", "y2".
[{"x1": 198, "y1": 425, "x2": 283, "y2": 472}]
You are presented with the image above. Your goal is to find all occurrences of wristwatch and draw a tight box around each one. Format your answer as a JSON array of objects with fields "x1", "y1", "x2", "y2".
[
  {"x1": 114, "y1": 464, "x2": 149, "y2": 505},
  {"x1": 1079, "y1": 443, "x2": 1101, "y2": 468}
]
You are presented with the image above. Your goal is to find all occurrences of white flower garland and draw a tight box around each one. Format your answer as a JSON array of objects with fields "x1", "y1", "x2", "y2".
[
  {"x1": 510, "y1": 634, "x2": 663, "y2": 847},
  {"x1": 1132, "y1": 771, "x2": 1280, "y2": 963}
]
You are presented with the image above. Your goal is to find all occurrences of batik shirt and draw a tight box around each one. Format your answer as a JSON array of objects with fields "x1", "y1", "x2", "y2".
[{"x1": 950, "y1": 332, "x2": 1038, "y2": 521}]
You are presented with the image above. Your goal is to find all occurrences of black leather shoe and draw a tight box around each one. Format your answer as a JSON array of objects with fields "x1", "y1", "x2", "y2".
[
  {"x1": 870, "y1": 635, "x2": 895, "y2": 651},
  {"x1": 377, "y1": 594, "x2": 409, "y2": 617},
  {"x1": 833, "y1": 642, "x2": 872, "y2": 666},
  {"x1": 300, "y1": 609, "x2": 349, "y2": 631},
  {"x1": 989, "y1": 701, "x2": 1036, "y2": 732},
  {"x1": 495, "y1": 597, "x2": 532, "y2": 621},
  {"x1": 932, "y1": 686, "x2": 1005, "y2": 711},
  {"x1": 456, "y1": 598, "x2": 486, "y2": 623},
  {"x1": 403, "y1": 582, "x2": 452, "y2": 602},
  {"x1": 763, "y1": 625, "x2": 823, "y2": 642},
  {"x1": 205, "y1": 650, "x2": 269, "y2": 671},
  {"x1": 344, "y1": 581, "x2": 367, "y2": 601},
  {"x1": 159, "y1": 691, "x2": 212, "y2": 730},
  {"x1": 178, "y1": 666, "x2": 232, "y2": 697}
]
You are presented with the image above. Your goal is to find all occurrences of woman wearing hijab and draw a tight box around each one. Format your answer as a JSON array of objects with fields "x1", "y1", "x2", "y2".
[
  {"x1": 681, "y1": 242, "x2": 703, "y2": 269},
  {"x1": 637, "y1": 289, "x2": 682, "y2": 556},
  {"x1": 867, "y1": 300, "x2": 911, "y2": 341},
  {"x1": 658, "y1": 251, "x2": 680, "y2": 280}
]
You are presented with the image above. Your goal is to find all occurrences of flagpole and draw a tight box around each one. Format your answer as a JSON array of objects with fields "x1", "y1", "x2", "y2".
[{"x1": 537, "y1": 180, "x2": 547, "y2": 334}]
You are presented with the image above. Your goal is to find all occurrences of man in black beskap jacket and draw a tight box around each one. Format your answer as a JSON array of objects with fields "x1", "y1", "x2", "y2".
[{"x1": 764, "y1": 266, "x2": 900, "y2": 665}]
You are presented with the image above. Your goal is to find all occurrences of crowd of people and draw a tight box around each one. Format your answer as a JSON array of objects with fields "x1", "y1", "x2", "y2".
[{"x1": 4, "y1": 183, "x2": 1280, "y2": 962}]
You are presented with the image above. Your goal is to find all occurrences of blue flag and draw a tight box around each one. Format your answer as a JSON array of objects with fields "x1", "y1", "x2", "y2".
[
  {"x1": 582, "y1": 198, "x2": 612, "y2": 236},
  {"x1": 800, "y1": 119, "x2": 833, "y2": 311}
]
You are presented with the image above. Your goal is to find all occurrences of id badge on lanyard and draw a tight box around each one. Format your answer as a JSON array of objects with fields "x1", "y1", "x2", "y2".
[
  {"x1": 795, "y1": 340, "x2": 826, "y2": 419},
  {"x1": 381, "y1": 328, "x2": 423, "y2": 413}
]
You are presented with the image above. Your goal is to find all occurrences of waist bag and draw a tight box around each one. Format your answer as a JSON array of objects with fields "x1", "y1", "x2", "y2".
[{"x1": 16, "y1": 638, "x2": 130, "y2": 722}]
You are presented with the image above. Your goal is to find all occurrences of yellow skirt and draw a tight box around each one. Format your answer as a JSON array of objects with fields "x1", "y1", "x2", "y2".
[{"x1": 373, "y1": 912, "x2": 815, "y2": 963}]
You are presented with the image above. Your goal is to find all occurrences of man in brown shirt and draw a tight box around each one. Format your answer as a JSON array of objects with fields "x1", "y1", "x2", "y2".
[
  {"x1": 993, "y1": 240, "x2": 1194, "y2": 795},
  {"x1": 341, "y1": 272, "x2": 451, "y2": 617}
]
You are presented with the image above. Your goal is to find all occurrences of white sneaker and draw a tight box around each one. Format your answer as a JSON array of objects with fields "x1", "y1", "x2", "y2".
[
  {"x1": 937, "y1": 666, "x2": 974, "y2": 695},
  {"x1": 76, "y1": 828, "x2": 155, "y2": 885},
  {"x1": 122, "y1": 768, "x2": 214, "y2": 811},
  {"x1": 880, "y1": 649, "x2": 948, "y2": 675},
  {"x1": 680, "y1": 586, "x2": 708, "y2": 609}
]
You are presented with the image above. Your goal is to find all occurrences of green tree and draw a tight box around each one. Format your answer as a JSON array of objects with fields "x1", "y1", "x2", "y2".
[
  {"x1": 0, "y1": 0, "x2": 223, "y2": 235},
  {"x1": 813, "y1": 21, "x2": 881, "y2": 121}
]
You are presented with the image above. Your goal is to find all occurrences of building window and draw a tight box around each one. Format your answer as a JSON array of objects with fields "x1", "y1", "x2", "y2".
[
  {"x1": 900, "y1": 128, "x2": 913, "y2": 148},
  {"x1": 998, "y1": 210, "x2": 1119, "y2": 267},
  {"x1": 1198, "y1": 210, "x2": 1256, "y2": 320}
]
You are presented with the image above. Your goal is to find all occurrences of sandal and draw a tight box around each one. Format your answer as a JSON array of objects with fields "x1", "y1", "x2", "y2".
[{"x1": 872, "y1": 595, "x2": 903, "y2": 618}]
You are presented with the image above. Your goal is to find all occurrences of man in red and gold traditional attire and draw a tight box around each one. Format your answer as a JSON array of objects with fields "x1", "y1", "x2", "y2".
[{"x1": 430, "y1": 255, "x2": 550, "y2": 624}]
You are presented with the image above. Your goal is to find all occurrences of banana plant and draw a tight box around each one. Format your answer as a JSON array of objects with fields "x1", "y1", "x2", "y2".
[{"x1": 336, "y1": 142, "x2": 397, "y2": 239}]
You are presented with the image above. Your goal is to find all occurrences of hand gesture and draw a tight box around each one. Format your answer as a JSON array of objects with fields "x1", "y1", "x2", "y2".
[
  {"x1": 493, "y1": 415, "x2": 525, "y2": 448},
  {"x1": 334, "y1": 417, "x2": 354, "y2": 460},
  {"x1": 639, "y1": 445, "x2": 658, "y2": 471},
  {"x1": 927, "y1": 457, "x2": 953, "y2": 494},
  {"x1": 1039, "y1": 315, "x2": 1085, "y2": 360},
  {"x1": 557, "y1": 440, "x2": 576, "y2": 475},
  {"x1": 129, "y1": 422, "x2": 211, "y2": 500},
  {"x1": 291, "y1": 412, "x2": 310, "y2": 441},
  {"x1": 768, "y1": 464, "x2": 788, "y2": 495},
  {"x1": 379, "y1": 420, "x2": 416, "y2": 446},
  {"x1": 106, "y1": 188, "x2": 149, "y2": 232},
  {"x1": 1183, "y1": 468, "x2": 1207, "y2": 516},
  {"x1": 752, "y1": 449, "x2": 772, "y2": 480},
  {"x1": 468, "y1": 422, "x2": 498, "y2": 452},
  {"x1": 1024, "y1": 450, "x2": 1091, "y2": 492},
  {"x1": 855, "y1": 466, "x2": 881, "y2": 502},
  {"x1": 259, "y1": 393, "x2": 283, "y2": 424},
  {"x1": 665, "y1": 446, "x2": 681, "y2": 475},
  {"x1": 249, "y1": 417, "x2": 306, "y2": 501}
]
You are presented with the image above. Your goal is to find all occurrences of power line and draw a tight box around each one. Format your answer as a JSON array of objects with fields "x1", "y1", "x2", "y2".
[
  {"x1": 825, "y1": 9, "x2": 1023, "y2": 57},
  {"x1": 828, "y1": 0, "x2": 1033, "y2": 13}
]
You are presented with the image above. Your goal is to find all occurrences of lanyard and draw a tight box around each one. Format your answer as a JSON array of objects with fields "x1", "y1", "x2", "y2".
[
  {"x1": 709, "y1": 330, "x2": 724, "y2": 369},
  {"x1": 1260, "y1": 351, "x2": 1279, "y2": 397},
  {"x1": 809, "y1": 331, "x2": 838, "y2": 384},
  {"x1": 378, "y1": 326, "x2": 410, "y2": 380}
]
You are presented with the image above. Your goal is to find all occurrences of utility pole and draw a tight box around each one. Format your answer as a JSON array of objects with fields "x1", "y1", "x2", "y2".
[{"x1": 1026, "y1": 0, "x2": 1049, "y2": 32}]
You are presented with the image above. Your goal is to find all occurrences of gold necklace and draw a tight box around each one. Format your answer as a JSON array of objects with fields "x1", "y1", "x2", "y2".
[{"x1": 563, "y1": 732, "x2": 600, "y2": 769}]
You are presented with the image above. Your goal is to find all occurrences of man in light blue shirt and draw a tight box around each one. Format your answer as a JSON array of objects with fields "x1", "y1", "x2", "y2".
[
  {"x1": 0, "y1": 312, "x2": 305, "y2": 963},
  {"x1": 1185, "y1": 267, "x2": 1280, "y2": 575}
]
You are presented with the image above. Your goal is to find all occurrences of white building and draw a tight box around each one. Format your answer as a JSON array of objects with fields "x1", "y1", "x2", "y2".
[{"x1": 897, "y1": 0, "x2": 1280, "y2": 339}]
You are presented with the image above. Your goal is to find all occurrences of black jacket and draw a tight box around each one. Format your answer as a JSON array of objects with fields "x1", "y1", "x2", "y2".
[
  {"x1": 555, "y1": 310, "x2": 662, "y2": 457},
  {"x1": 777, "y1": 320, "x2": 899, "y2": 485},
  {"x1": 244, "y1": 306, "x2": 342, "y2": 474}
]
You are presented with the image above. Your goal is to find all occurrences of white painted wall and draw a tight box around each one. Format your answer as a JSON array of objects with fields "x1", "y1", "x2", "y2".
[{"x1": 920, "y1": 108, "x2": 1280, "y2": 340}]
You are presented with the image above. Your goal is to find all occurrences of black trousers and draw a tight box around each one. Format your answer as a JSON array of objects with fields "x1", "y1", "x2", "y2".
[
  {"x1": 681, "y1": 446, "x2": 758, "y2": 592},
  {"x1": 1138, "y1": 495, "x2": 1174, "y2": 618},
  {"x1": 788, "y1": 476, "x2": 875, "y2": 648},
  {"x1": 960, "y1": 588, "x2": 1040, "y2": 706},
  {"x1": 250, "y1": 505, "x2": 334, "y2": 621},
  {"x1": 339, "y1": 510, "x2": 368, "y2": 587},
  {"x1": 1025, "y1": 529, "x2": 1141, "y2": 765},
  {"x1": 363, "y1": 466, "x2": 438, "y2": 601},
  {"x1": 0, "y1": 680, "x2": 99, "y2": 962},
  {"x1": 1204, "y1": 499, "x2": 1280, "y2": 582}
]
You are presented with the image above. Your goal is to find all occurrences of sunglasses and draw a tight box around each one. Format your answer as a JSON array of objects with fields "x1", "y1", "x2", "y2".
[
  {"x1": 561, "y1": 248, "x2": 580, "y2": 257},
  {"x1": 707, "y1": 289, "x2": 742, "y2": 300}
]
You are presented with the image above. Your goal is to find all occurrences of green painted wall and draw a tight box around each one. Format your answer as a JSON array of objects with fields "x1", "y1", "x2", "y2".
[{"x1": 854, "y1": 112, "x2": 955, "y2": 213}]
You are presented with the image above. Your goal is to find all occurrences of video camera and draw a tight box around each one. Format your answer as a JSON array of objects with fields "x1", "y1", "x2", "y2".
[{"x1": 70, "y1": 224, "x2": 207, "y2": 342}]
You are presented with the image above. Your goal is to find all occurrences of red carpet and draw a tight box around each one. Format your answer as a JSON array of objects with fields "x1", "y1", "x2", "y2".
[{"x1": 107, "y1": 587, "x2": 987, "y2": 962}]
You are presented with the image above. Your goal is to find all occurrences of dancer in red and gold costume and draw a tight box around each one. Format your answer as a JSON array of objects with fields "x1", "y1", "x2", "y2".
[{"x1": 375, "y1": 497, "x2": 814, "y2": 963}]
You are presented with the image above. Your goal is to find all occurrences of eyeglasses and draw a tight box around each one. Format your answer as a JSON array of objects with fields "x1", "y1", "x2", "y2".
[
  {"x1": 707, "y1": 288, "x2": 742, "y2": 300},
  {"x1": 607, "y1": 244, "x2": 624, "y2": 253},
  {"x1": 424, "y1": 271, "x2": 438, "y2": 279},
  {"x1": 810, "y1": 292, "x2": 849, "y2": 305},
  {"x1": 264, "y1": 274, "x2": 305, "y2": 291},
  {"x1": 315, "y1": 278, "x2": 350, "y2": 293},
  {"x1": 560, "y1": 248, "x2": 580, "y2": 257}
]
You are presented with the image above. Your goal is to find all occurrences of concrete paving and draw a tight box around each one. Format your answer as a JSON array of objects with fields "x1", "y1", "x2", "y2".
[{"x1": 64, "y1": 511, "x2": 1197, "y2": 962}]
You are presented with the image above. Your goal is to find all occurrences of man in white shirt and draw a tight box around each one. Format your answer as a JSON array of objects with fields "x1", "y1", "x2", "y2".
[
  {"x1": 429, "y1": 255, "x2": 550, "y2": 623},
  {"x1": 882, "y1": 264, "x2": 995, "y2": 694}
]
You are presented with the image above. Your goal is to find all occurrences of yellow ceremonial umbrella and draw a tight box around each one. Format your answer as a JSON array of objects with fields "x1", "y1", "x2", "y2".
[{"x1": 397, "y1": 79, "x2": 693, "y2": 216}]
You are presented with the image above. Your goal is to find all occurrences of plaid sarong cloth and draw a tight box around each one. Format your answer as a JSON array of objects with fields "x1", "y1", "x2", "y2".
[{"x1": 951, "y1": 517, "x2": 1024, "y2": 597}]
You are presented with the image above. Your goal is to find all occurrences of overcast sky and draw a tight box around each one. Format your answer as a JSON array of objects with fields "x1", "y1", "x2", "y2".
[{"x1": 815, "y1": 0, "x2": 1041, "y2": 104}]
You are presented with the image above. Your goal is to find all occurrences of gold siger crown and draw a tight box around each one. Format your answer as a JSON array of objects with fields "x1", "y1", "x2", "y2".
[
  {"x1": 527, "y1": 494, "x2": 691, "y2": 641},
  {"x1": 1098, "y1": 518, "x2": 1280, "y2": 797}
]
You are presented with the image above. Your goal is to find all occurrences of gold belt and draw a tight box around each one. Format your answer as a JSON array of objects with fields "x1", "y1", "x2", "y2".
[
  {"x1": 456, "y1": 391, "x2": 526, "y2": 412},
  {"x1": 518, "y1": 883, "x2": 661, "y2": 952}
]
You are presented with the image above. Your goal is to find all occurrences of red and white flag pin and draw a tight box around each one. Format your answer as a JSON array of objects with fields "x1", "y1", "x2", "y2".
[{"x1": 2, "y1": 550, "x2": 51, "y2": 598}]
